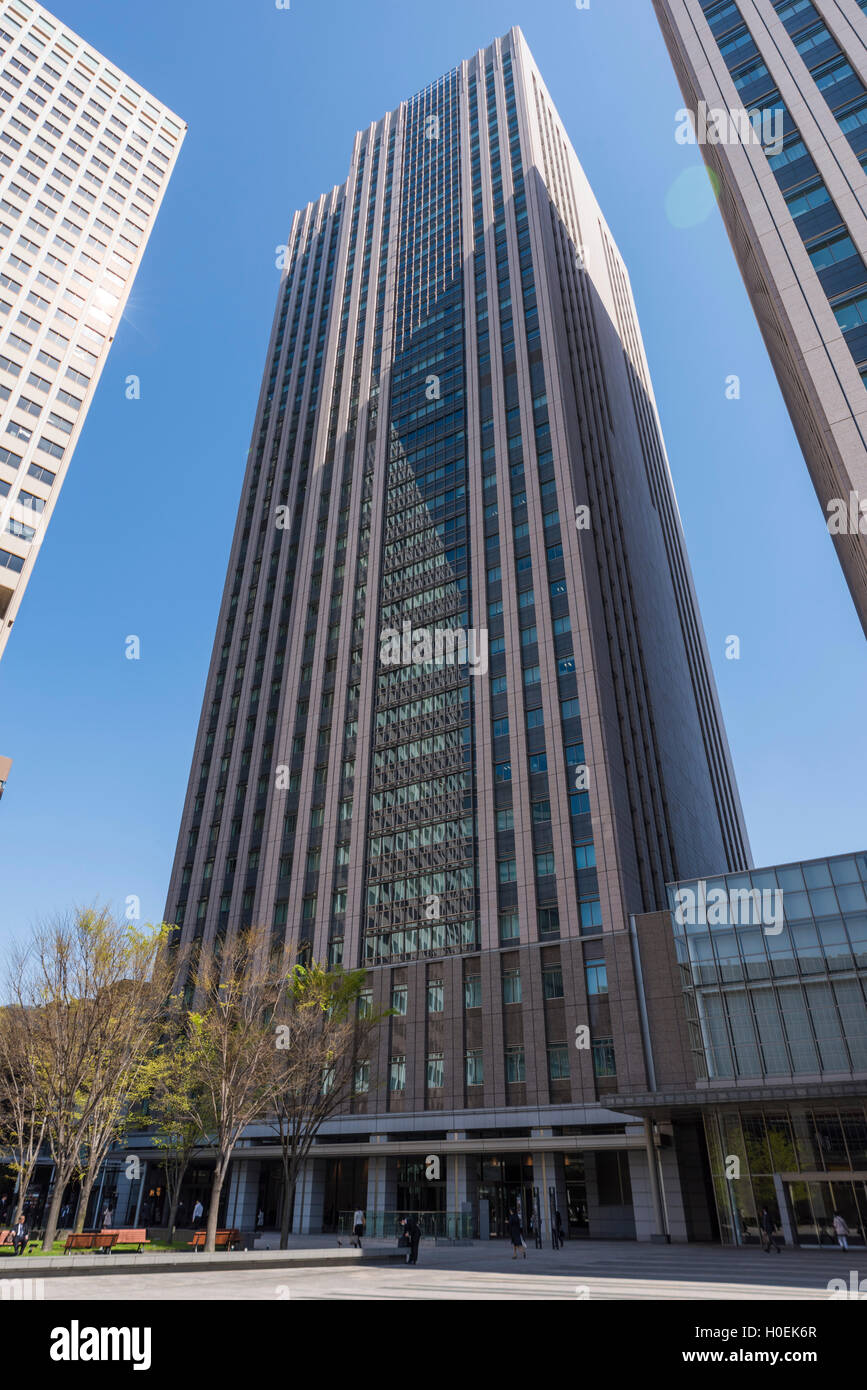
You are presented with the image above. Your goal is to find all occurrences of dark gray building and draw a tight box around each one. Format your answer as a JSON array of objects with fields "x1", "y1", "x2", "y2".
[
  {"x1": 654, "y1": 0, "x2": 867, "y2": 636},
  {"x1": 160, "y1": 26, "x2": 749, "y2": 1240}
]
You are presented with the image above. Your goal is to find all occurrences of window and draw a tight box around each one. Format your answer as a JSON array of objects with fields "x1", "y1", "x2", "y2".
[
  {"x1": 493, "y1": 717, "x2": 509, "y2": 738},
  {"x1": 785, "y1": 178, "x2": 831, "y2": 219},
  {"x1": 548, "y1": 1045, "x2": 570, "y2": 1080},
  {"x1": 543, "y1": 964, "x2": 564, "y2": 999},
  {"x1": 503, "y1": 968, "x2": 522, "y2": 1004},
  {"x1": 585, "y1": 960, "x2": 608, "y2": 996},
  {"x1": 427, "y1": 980, "x2": 443, "y2": 1013},
  {"x1": 561, "y1": 697, "x2": 580, "y2": 719},
  {"x1": 538, "y1": 906, "x2": 560, "y2": 937},
  {"x1": 529, "y1": 753, "x2": 547, "y2": 774},
  {"x1": 391, "y1": 985, "x2": 407, "y2": 1015},
  {"x1": 580, "y1": 899, "x2": 602, "y2": 931},
  {"x1": 464, "y1": 975, "x2": 481, "y2": 1009},
  {"x1": 495, "y1": 761, "x2": 512, "y2": 782},
  {"x1": 523, "y1": 665, "x2": 540, "y2": 686},
  {"x1": 499, "y1": 910, "x2": 519, "y2": 942},
  {"x1": 389, "y1": 1056, "x2": 406, "y2": 1091},
  {"x1": 498, "y1": 858, "x2": 517, "y2": 883},
  {"x1": 592, "y1": 1039, "x2": 616, "y2": 1078},
  {"x1": 535, "y1": 852, "x2": 555, "y2": 877},
  {"x1": 505, "y1": 1046, "x2": 525, "y2": 1083},
  {"x1": 532, "y1": 800, "x2": 551, "y2": 824},
  {"x1": 574, "y1": 843, "x2": 596, "y2": 870},
  {"x1": 491, "y1": 675, "x2": 507, "y2": 695},
  {"x1": 832, "y1": 290, "x2": 867, "y2": 332},
  {"x1": 466, "y1": 1050, "x2": 484, "y2": 1086},
  {"x1": 806, "y1": 231, "x2": 856, "y2": 270},
  {"x1": 496, "y1": 808, "x2": 514, "y2": 831},
  {"x1": 525, "y1": 706, "x2": 544, "y2": 729},
  {"x1": 426, "y1": 1053, "x2": 444, "y2": 1089}
]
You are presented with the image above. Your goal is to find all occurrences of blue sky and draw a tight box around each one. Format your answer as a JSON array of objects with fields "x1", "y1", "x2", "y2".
[{"x1": 1, "y1": 0, "x2": 864, "y2": 947}]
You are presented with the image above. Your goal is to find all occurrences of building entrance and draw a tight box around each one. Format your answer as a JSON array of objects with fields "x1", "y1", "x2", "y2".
[
  {"x1": 322, "y1": 1157, "x2": 368, "y2": 1233},
  {"x1": 476, "y1": 1154, "x2": 535, "y2": 1238}
]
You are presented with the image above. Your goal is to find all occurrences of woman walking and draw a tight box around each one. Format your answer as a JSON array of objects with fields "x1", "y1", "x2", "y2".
[
  {"x1": 508, "y1": 1208, "x2": 526, "y2": 1259},
  {"x1": 833, "y1": 1212, "x2": 850, "y2": 1250},
  {"x1": 352, "y1": 1207, "x2": 365, "y2": 1249}
]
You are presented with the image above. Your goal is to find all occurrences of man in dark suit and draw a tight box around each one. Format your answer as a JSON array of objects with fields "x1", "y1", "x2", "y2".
[
  {"x1": 405, "y1": 1214, "x2": 421, "y2": 1266},
  {"x1": 11, "y1": 1216, "x2": 27, "y2": 1256}
]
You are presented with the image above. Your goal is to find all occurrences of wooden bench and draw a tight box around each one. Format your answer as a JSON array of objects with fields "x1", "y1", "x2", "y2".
[
  {"x1": 63, "y1": 1232, "x2": 119, "y2": 1254},
  {"x1": 102, "y1": 1228, "x2": 150, "y2": 1253},
  {"x1": 187, "y1": 1228, "x2": 240, "y2": 1251},
  {"x1": 0, "y1": 1227, "x2": 41, "y2": 1254}
]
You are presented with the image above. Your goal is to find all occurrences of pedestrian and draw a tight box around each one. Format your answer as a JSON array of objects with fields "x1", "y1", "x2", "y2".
[
  {"x1": 10, "y1": 1214, "x2": 27, "y2": 1256},
  {"x1": 759, "y1": 1207, "x2": 780, "y2": 1254},
  {"x1": 832, "y1": 1212, "x2": 850, "y2": 1250},
  {"x1": 192, "y1": 1199, "x2": 204, "y2": 1228},
  {"x1": 102, "y1": 1203, "x2": 114, "y2": 1229},
  {"x1": 508, "y1": 1208, "x2": 526, "y2": 1260},
  {"x1": 404, "y1": 1214, "x2": 421, "y2": 1266},
  {"x1": 554, "y1": 1209, "x2": 565, "y2": 1250},
  {"x1": 256, "y1": 1209, "x2": 264, "y2": 1231},
  {"x1": 352, "y1": 1207, "x2": 365, "y2": 1249}
]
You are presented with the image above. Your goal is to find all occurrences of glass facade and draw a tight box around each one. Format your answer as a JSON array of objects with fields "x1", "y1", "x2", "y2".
[
  {"x1": 668, "y1": 853, "x2": 867, "y2": 1080},
  {"x1": 705, "y1": 1104, "x2": 867, "y2": 1246}
]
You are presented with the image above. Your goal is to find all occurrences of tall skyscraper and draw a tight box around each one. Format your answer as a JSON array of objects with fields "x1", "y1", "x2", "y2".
[
  {"x1": 654, "y1": 0, "x2": 867, "y2": 636},
  {"x1": 0, "y1": 0, "x2": 184, "y2": 660},
  {"x1": 165, "y1": 27, "x2": 749, "y2": 1239}
]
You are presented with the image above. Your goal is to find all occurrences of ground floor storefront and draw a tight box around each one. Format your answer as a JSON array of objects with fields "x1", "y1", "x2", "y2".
[{"x1": 105, "y1": 1114, "x2": 714, "y2": 1243}]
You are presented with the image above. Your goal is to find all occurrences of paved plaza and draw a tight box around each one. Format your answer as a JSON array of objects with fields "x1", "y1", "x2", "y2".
[{"x1": 19, "y1": 1239, "x2": 867, "y2": 1300}]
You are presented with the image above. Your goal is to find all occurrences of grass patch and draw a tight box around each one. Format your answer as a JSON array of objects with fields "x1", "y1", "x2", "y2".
[{"x1": 15, "y1": 1238, "x2": 190, "y2": 1257}]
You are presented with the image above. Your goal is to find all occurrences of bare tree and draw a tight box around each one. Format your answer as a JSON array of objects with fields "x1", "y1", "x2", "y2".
[
  {"x1": 182, "y1": 926, "x2": 286, "y2": 1253},
  {"x1": 11, "y1": 907, "x2": 173, "y2": 1250},
  {"x1": 269, "y1": 961, "x2": 388, "y2": 1248},
  {"x1": 0, "y1": 1003, "x2": 47, "y2": 1223}
]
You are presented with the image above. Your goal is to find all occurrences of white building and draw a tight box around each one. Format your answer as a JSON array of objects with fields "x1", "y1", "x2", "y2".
[{"x1": 0, "y1": 0, "x2": 184, "y2": 659}]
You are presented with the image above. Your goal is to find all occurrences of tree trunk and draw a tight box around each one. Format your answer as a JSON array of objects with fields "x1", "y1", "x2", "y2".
[
  {"x1": 279, "y1": 1165, "x2": 292, "y2": 1249},
  {"x1": 75, "y1": 1169, "x2": 98, "y2": 1234},
  {"x1": 13, "y1": 1155, "x2": 38, "y2": 1225},
  {"x1": 42, "y1": 1177, "x2": 66, "y2": 1252},
  {"x1": 166, "y1": 1184, "x2": 181, "y2": 1236},
  {"x1": 205, "y1": 1157, "x2": 229, "y2": 1253},
  {"x1": 166, "y1": 1153, "x2": 192, "y2": 1236}
]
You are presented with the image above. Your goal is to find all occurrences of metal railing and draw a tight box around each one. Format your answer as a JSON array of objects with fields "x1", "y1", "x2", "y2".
[{"x1": 338, "y1": 1210, "x2": 473, "y2": 1240}]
